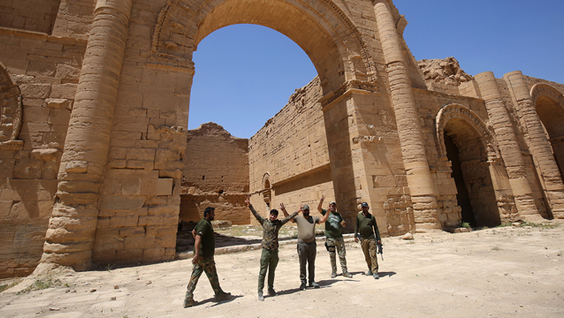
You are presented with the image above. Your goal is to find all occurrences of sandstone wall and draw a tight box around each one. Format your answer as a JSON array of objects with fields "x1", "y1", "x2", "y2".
[
  {"x1": 0, "y1": 27, "x2": 85, "y2": 277},
  {"x1": 180, "y1": 122, "x2": 249, "y2": 225},
  {"x1": 0, "y1": 0, "x2": 563, "y2": 277},
  {"x1": 248, "y1": 77, "x2": 335, "y2": 222},
  {"x1": 89, "y1": 0, "x2": 193, "y2": 266},
  {"x1": 0, "y1": 0, "x2": 62, "y2": 34}
]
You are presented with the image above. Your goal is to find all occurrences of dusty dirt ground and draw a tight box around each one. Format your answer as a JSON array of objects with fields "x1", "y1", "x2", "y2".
[{"x1": 1, "y1": 222, "x2": 563, "y2": 318}]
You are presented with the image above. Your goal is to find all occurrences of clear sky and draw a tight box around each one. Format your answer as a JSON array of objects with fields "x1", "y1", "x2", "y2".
[{"x1": 188, "y1": 0, "x2": 564, "y2": 139}]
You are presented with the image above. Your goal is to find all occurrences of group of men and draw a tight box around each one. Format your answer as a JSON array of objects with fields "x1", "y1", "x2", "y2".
[{"x1": 183, "y1": 196, "x2": 382, "y2": 307}]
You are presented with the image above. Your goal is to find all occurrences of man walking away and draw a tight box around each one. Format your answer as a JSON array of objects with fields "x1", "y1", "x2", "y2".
[{"x1": 184, "y1": 207, "x2": 231, "y2": 307}]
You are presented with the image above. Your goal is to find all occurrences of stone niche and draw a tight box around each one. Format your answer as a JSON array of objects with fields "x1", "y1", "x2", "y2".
[{"x1": 180, "y1": 122, "x2": 250, "y2": 225}]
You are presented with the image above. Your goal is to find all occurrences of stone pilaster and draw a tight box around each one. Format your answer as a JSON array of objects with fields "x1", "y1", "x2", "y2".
[
  {"x1": 474, "y1": 72, "x2": 540, "y2": 219},
  {"x1": 40, "y1": 0, "x2": 134, "y2": 270},
  {"x1": 504, "y1": 71, "x2": 564, "y2": 219},
  {"x1": 374, "y1": 1, "x2": 439, "y2": 229}
]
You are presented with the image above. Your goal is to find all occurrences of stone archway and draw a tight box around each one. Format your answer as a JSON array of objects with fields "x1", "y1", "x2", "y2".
[
  {"x1": 262, "y1": 173, "x2": 272, "y2": 208},
  {"x1": 531, "y1": 83, "x2": 564, "y2": 178},
  {"x1": 41, "y1": 0, "x2": 388, "y2": 270},
  {"x1": 151, "y1": 0, "x2": 377, "y2": 95},
  {"x1": 436, "y1": 104, "x2": 502, "y2": 227}
]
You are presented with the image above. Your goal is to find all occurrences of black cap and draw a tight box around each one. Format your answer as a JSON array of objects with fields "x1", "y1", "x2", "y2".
[{"x1": 361, "y1": 202, "x2": 369, "y2": 208}]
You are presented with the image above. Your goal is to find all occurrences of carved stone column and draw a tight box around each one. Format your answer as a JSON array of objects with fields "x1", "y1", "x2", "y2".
[
  {"x1": 475, "y1": 72, "x2": 540, "y2": 219},
  {"x1": 374, "y1": 1, "x2": 439, "y2": 229},
  {"x1": 40, "y1": 0, "x2": 134, "y2": 270},
  {"x1": 504, "y1": 71, "x2": 564, "y2": 218}
]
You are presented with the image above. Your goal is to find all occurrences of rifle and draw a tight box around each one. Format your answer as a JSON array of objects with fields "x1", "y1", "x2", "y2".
[{"x1": 376, "y1": 236, "x2": 384, "y2": 261}]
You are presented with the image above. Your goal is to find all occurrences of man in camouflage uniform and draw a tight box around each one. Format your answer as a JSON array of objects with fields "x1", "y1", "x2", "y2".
[
  {"x1": 354, "y1": 202, "x2": 382, "y2": 279},
  {"x1": 184, "y1": 207, "x2": 231, "y2": 307},
  {"x1": 246, "y1": 196, "x2": 300, "y2": 301},
  {"x1": 318, "y1": 195, "x2": 352, "y2": 278}
]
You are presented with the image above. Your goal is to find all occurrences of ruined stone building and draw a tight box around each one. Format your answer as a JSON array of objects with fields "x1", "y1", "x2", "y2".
[
  {"x1": 180, "y1": 122, "x2": 249, "y2": 225},
  {"x1": 1, "y1": 0, "x2": 563, "y2": 278}
]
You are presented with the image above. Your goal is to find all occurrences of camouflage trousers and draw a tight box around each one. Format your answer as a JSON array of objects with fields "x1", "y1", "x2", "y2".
[
  {"x1": 185, "y1": 256, "x2": 223, "y2": 301},
  {"x1": 360, "y1": 238, "x2": 378, "y2": 273},
  {"x1": 326, "y1": 237, "x2": 348, "y2": 274}
]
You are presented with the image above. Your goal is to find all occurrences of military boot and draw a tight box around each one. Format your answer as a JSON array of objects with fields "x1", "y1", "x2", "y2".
[{"x1": 183, "y1": 297, "x2": 196, "y2": 308}]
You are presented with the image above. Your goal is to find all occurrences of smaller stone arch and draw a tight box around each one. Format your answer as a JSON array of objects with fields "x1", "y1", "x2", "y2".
[
  {"x1": 435, "y1": 104, "x2": 502, "y2": 228},
  {"x1": 261, "y1": 172, "x2": 272, "y2": 207},
  {"x1": 530, "y1": 83, "x2": 564, "y2": 177},
  {"x1": 0, "y1": 62, "x2": 23, "y2": 150},
  {"x1": 531, "y1": 83, "x2": 564, "y2": 107},
  {"x1": 435, "y1": 104, "x2": 499, "y2": 163}
]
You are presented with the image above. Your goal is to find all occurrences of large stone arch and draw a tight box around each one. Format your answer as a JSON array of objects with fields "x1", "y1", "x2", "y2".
[
  {"x1": 435, "y1": 104, "x2": 504, "y2": 227},
  {"x1": 151, "y1": 0, "x2": 377, "y2": 95},
  {"x1": 530, "y1": 83, "x2": 564, "y2": 177}
]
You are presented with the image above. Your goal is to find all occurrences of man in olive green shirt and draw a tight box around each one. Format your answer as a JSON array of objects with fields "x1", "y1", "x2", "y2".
[
  {"x1": 184, "y1": 207, "x2": 231, "y2": 307},
  {"x1": 354, "y1": 202, "x2": 382, "y2": 279},
  {"x1": 246, "y1": 196, "x2": 299, "y2": 301},
  {"x1": 318, "y1": 195, "x2": 352, "y2": 278}
]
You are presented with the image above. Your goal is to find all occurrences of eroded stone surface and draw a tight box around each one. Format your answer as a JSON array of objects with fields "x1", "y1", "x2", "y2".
[{"x1": 0, "y1": 0, "x2": 563, "y2": 277}]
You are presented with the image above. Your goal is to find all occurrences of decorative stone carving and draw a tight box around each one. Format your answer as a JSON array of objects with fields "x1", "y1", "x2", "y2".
[{"x1": 0, "y1": 63, "x2": 23, "y2": 150}]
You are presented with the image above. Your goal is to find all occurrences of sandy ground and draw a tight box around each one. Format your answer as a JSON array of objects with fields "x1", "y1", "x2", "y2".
[{"x1": 1, "y1": 222, "x2": 563, "y2": 318}]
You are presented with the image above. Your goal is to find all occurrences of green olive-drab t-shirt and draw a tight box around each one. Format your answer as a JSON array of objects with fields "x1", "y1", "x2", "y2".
[
  {"x1": 355, "y1": 212, "x2": 381, "y2": 240},
  {"x1": 194, "y1": 218, "x2": 215, "y2": 257},
  {"x1": 320, "y1": 209, "x2": 343, "y2": 238}
]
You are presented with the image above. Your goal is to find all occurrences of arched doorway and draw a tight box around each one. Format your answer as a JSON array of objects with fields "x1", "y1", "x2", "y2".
[
  {"x1": 531, "y1": 84, "x2": 564, "y2": 178},
  {"x1": 46, "y1": 0, "x2": 384, "y2": 269},
  {"x1": 436, "y1": 105, "x2": 501, "y2": 228}
]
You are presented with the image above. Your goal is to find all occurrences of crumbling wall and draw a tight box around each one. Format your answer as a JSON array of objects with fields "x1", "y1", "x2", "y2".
[
  {"x1": 418, "y1": 57, "x2": 474, "y2": 96},
  {"x1": 180, "y1": 122, "x2": 249, "y2": 225}
]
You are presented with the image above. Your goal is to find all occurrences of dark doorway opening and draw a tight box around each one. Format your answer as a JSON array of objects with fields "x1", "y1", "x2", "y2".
[{"x1": 445, "y1": 133, "x2": 475, "y2": 226}]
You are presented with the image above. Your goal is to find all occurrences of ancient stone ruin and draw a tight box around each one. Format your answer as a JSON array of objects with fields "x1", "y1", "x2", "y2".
[{"x1": 1, "y1": 0, "x2": 564, "y2": 278}]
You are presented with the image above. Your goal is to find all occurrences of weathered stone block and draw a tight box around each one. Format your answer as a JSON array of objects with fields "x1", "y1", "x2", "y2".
[
  {"x1": 124, "y1": 235, "x2": 147, "y2": 250},
  {"x1": 0, "y1": 200, "x2": 14, "y2": 219},
  {"x1": 20, "y1": 83, "x2": 51, "y2": 99},
  {"x1": 156, "y1": 178, "x2": 173, "y2": 196},
  {"x1": 126, "y1": 160, "x2": 153, "y2": 170},
  {"x1": 126, "y1": 148, "x2": 155, "y2": 161},
  {"x1": 119, "y1": 226, "x2": 146, "y2": 237},
  {"x1": 110, "y1": 216, "x2": 139, "y2": 228},
  {"x1": 142, "y1": 247, "x2": 164, "y2": 263},
  {"x1": 65, "y1": 160, "x2": 88, "y2": 173},
  {"x1": 115, "y1": 248, "x2": 143, "y2": 263},
  {"x1": 100, "y1": 195, "x2": 145, "y2": 211},
  {"x1": 13, "y1": 158, "x2": 43, "y2": 179},
  {"x1": 147, "y1": 205, "x2": 177, "y2": 216}
]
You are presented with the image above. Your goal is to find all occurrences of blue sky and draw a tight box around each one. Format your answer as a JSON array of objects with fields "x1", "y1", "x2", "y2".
[{"x1": 188, "y1": 0, "x2": 564, "y2": 138}]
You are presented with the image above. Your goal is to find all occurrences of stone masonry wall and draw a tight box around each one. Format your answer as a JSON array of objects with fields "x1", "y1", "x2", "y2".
[
  {"x1": 180, "y1": 122, "x2": 249, "y2": 225},
  {"x1": 0, "y1": 27, "x2": 85, "y2": 277},
  {"x1": 248, "y1": 77, "x2": 334, "y2": 221},
  {"x1": 90, "y1": 0, "x2": 194, "y2": 266},
  {"x1": 0, "y1": 0, "x2": 62, "y2": 34}
]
